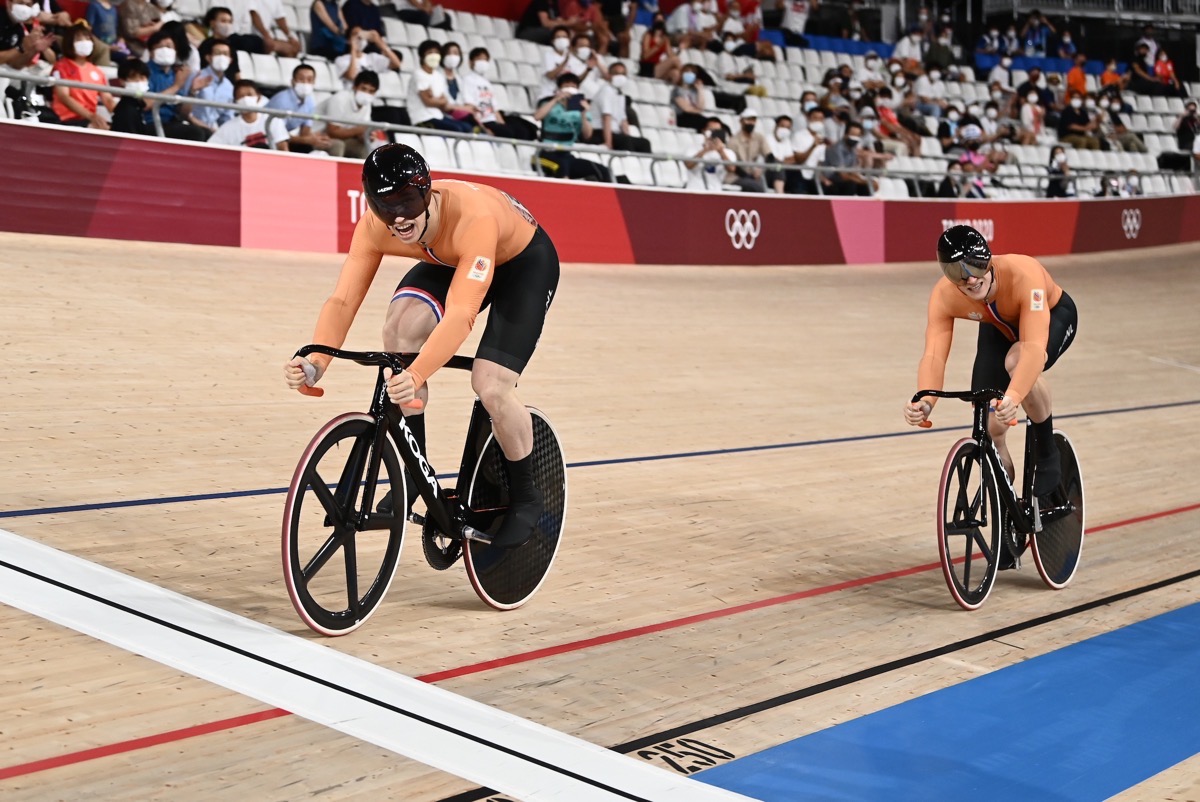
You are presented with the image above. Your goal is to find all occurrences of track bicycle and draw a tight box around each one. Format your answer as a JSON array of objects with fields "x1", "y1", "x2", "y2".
[
  {"x1": 283, "y1": 345, "x2": 567, "y2": 635},
  {"x1": 913, "y1": 389, "x2": 1085, "y2": 611}
]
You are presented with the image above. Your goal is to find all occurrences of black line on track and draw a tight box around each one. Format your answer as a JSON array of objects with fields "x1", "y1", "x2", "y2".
[
  {"x1": 3, "y1": 398, "x2": 1199, "y2": 520},
  {"x1": 438, "y1": 566, "x2": 1200, "y2": 802},
  {"x1": 0, "y1": 558, "x2": 652, "y2": 802}
]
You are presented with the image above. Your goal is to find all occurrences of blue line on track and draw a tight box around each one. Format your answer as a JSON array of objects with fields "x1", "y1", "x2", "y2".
[
  {"x1": 698, "y1": 601, "x2": 1200, "y2": 802},
  {"x1": 3, "y1": 398, "x2": 1198, "y2": 520}
]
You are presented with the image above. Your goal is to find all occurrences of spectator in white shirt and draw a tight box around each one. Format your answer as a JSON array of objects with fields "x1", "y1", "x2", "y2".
[
  {"x1": 253, "y1": 0, "x2": 301, "y2": 55},
  {"x1": 461, "y1": 46, "x2": 522, "y2": 140},
  {"x1": 314, "y1": 68, "x2": 379, "y2": 158},
  {"x1": 913, "y1": 67, "x2": 947, "y2": 119},
  {"x1": 209, "y1": 79, "x2": 290, "y2": 149},
  {"x1": 765, "y1": 114, "x2": 797, "y2": 193},
  {"x1": 789, "y1": 106, "x2": 827, "y2": 194},
  {"x1": 333, "y1": 26, "x2": 400, "y2": 89},
  {"x1": 684, "y1": 117, "x2": 736, "y2": 191},
  {"x1": 586, "y1": 61, "x2": 650, "y2": 153},
  {"x1": 539, "y1": 25, "x2": 575, "y2": 100},
  {"x1": 407, "y1": 38, "x2": 476, "y2": 133}
]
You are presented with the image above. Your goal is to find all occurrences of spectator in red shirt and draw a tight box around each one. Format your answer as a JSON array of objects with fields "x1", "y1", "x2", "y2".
[
  {"x1": 51, "y1": 22, "x2": 116, "y2": 128},
  {"x1": 1153, "y1": 48, "x2": 1185, "y2": 97}
]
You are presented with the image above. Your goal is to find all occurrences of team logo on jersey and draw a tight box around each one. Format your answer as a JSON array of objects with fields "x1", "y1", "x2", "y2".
[
  {"x1": 469, "y1": 256, "x2": 491, "y2": 282},
  {"x1": 968, "y1": 312, "x2": 983, "y2": 320},
  {"x1": 1031, "y1": 289, "x2": 1044, "y2": 311}
]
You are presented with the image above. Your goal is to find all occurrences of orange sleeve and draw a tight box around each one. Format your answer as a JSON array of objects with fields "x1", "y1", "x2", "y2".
[
  {"x1": 916, "y1": 286, "x2": 955, "y2": 409},
  {"x1": 406, "y1": 215, "x2": 499, "y2": 388},
  {"x1": 1004, "y1": 278, "x2": 1051, "y2": 407},
  {"x1": 307, "y1": 215, "x2": 385, "y2": 371}
]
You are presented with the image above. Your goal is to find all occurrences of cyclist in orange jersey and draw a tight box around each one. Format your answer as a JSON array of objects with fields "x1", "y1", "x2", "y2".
[
  {"x1": 284, "y1": 144, "x2": 559, "y2": 548},
  {"x1": 903, "y1": 225, "x2": 1078, "y2": 500}
]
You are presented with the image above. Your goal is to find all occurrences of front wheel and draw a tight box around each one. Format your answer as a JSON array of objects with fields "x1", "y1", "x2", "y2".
[
  {"x1": 1031, "y1": 430, "x2": 1085, "y2": 589},
  {"x1": 282, "y1": 414, "x2": 407, "y2": 635},
  {"x1": 463, "y1": 408, "x2": 567, "y2": 610},
  {"x1": 937, "y1": 438, "x2": 1002, "y2": 611}
]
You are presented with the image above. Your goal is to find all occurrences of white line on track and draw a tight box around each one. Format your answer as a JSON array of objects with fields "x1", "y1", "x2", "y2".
[
  {"x1": 0, "y1": 529, "x2": 753, "y2": 802},
  {"x1": 1149, "y1": 356, "x2": 1200, "y2": 375}
]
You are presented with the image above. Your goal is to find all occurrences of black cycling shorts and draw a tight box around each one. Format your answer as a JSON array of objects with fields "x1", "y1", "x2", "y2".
[
  {"x1": 392, "y1": 226, "x2": 560, "y2": 375},
  {"x1": 972, "y1": 291, "x2": 1078, "y2": 394}
]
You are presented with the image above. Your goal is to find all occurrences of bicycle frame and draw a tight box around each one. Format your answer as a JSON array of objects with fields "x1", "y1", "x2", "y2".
[
  {"x1": 915, "y1": 389, "x2": 1043, "y2": 537},
  {"x1": 296, "y1": 345, "x2": 499, "y2": 545}
]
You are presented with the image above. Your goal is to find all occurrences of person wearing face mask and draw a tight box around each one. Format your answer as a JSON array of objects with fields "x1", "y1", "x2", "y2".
[
  {"x1": 439, "y1": 40, "x2": 485, "y2": 128},
  {"x1": 975, "y1": 26, "x2": 1001, "y2": 57},
  {"x1": 890, "y1": 25, "x2": 925, "y2": 73},
  {"x1": 987, "y1": 55, "x2": 1013, "y2": 89},
  {"x1": 666, "y1": 0, "x2": 717, "y2": 49},
  {"x1": 586, "y1": 60, "x2": 651, "y2": 153},
  {"x1": 786, "y1": 106, "x2": 825, "y2": 194},
  {"x1": 1098, "y1": 94, "x2": 1146, "y2": 153},
  {"x1": 110, "y1": 58, "x2": 158, "y2": 135},
  {"x1": 1019, "y1": 9, "x2": 1055, "y2": 57},
  {"x1": 1099, "y1": 59, "x2": 1128, "y2": 93},
  {"x1": 638, "y1": 12, "x2": 680, "y2": 80},
  {"x1": 457, "y1": 47, "x2": 519, "y2": 141},
  {"x1": 342, "y1": 0, "x2": 387, "y2": 47},
  {"x1": 184, "y1": 38, "x2": 236, "y2": 133},
  {"x1": 266, "y1": 63, "x2": 340, "y2": 155},
  {"x1": 50, "y1": 22, "x2": 115, "y2": 128},
  {"x1": 137, "y1": 28, "x2": 208, "y2": 140},
  {"x1": 208, "y1": 79, "x2": 289, "y2": 150},
  {"x1": 914, "y1": 66, "x2": 947, "y2": 120},
  {"x1": 407, "y1": 38, "x2": 475, "y2": 133},
  {"x1": 905, "y1": 225, "x2": 1079, "y2": 522},
  {"x1": 559, "y1": 0, "x2": 616, "y2": 57},
  {"x1": 565, "y1": 32, "x2": 608, "y2": 98},
  {"x1": 1045, "y1": 145, "x2": 1073, "y2": 198},
  {"x1": 821, "y1": 119, "x2": 873, "y2": 196},
  {"x1": 936, "y1": 160, "x2": 969, "y2": 198},
  {"x1": 1018, "y1": 88, "x2": 1044, "y2": 140},
  {"x1": 1153, "y1": 48, "x2": 1185, "y2": 98},
  {"x1": 314, "y1": 69, "x2": 378, "y2": 158},
  {"x1": 1065, "y1": 52, "x2": 1088, "y2": 99},
  {"x1": 333, "y1": 25, "x2": 400, "y2": 90},
  {"x1": 1056, "y1": 29, "x2": 1076, "y2": 59},
  {"x1": 723, "y1": 108, "x2": 769, "y2": 192},
  {"x1": 534, "y1": 72, "x2": 613, "y2": 182},
  {"x1": 538, "y1": 25, "x2": 576, "y2": 99},
  {"x1": 922, "y1": 24, "x2": 955, "y2": 75},
  {"x1": 670, "y1": 65, "x2": 707, "y2": 132},
  {"x1": 1175, "y1": 100, "x2": 1200, "y2": 153},
  {"x1": 764, "y1": 114, "x2": 796, "y2": 193},
  {"x1": 1014, "y1": 67, "x2": 1048, "y2": 110},
  {"x1": 1057, "y1": 91, "x2": 1100, "y2": 150},
  {"x1": 854, "y1": 51, "x2": 886, "y2": 92},
  {"x1": 873, "y1": 87, "x2": 921, "y2": 156},
  {"x1": 1001, "y1": 25, "x2": 1019, "y2": 56}
]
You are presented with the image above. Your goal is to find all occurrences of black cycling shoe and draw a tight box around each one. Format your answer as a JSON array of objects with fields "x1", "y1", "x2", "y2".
[
  {"x1": 1033, "y1": 447, "x2": 1062, "y2": 499},
  {"x1": 376, "y1": 472, "x2": 419, "y2": 517},
  {"x1": 490, "y1": 489, "x2": 544, "y2": 549}
]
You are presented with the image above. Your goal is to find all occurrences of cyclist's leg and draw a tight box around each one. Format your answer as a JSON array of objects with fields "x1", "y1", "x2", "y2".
[
  {"x1": 973, "y1": 323, "x2": 1015, "y2": 478},
  {"x1": 471, "y1": 227, "x2": 560, "y2": 546},
  {"x1": 380, "y1": 263, "x2": 454, "y2": 513},
  {"x1": 1016, "y1": 291, "x2": 1078, "y2": 496}
]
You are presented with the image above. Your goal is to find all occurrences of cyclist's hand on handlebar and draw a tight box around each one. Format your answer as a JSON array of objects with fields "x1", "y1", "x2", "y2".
[
  {"x1": 904, "y1": 400, "x2": 931, "y2": 427},
  {"x1": 383, "y1": 368, "x2": 423, "y2": 410},
  {"x1": 991, "y1": 395, "x2": 1019, "y2": 425},
  {"x1": 284, "y1": 356, "x2": 325, "y2": 396}
]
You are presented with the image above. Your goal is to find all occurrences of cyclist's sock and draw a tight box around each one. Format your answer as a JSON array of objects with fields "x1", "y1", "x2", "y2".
[
  {"x1": 1031, "y1": 414, "x2": 1061, "y2": 497},
  {"x1": 492, "y1": 454, "x2": 543, "y2": 549}
]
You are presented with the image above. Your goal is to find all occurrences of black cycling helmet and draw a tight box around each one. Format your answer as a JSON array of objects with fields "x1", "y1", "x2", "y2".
[
  {"x1": 937, "y1": 224, "x2": 992, "y2": 284},
  {"x1": 362, "y1": 143, "x2": 432, "y2": 226}
]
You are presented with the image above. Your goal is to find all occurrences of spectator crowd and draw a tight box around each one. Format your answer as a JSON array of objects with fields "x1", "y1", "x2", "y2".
[{"x1": 1, "y1": 0, "x2": 1195, "y2": 196}]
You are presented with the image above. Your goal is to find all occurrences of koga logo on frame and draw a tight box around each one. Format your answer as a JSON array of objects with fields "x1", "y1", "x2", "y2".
[
  {"x1": 941, "y1": 218, "x2": 995, "y2": 242},
  {"x1": 725, "y1": 209, "x2": 762, "y2": 250},
  {"x1": 1121, "y1": 208, "x2": 1142, "y2": 239}
]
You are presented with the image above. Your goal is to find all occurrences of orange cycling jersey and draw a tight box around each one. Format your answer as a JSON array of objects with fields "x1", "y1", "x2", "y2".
[
  {"x1": 309, "y1": 179, "x2": 538, "y2": 388},
  {"x1": 917, "y1": 253, "x2": 1063, "y2": 409}
]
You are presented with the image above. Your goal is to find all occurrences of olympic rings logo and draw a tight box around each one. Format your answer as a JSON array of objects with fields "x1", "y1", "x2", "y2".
[
  {"x1": 1121, "y1": 208, "x2": 1142, "y2": 240},
  {"x1": 725, "y1": 209, "x2": 762, "y2": 250}
]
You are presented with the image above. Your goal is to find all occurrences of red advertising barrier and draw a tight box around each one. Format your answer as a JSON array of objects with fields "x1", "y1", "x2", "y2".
[{"x1": 2, "y1": 121, "x2": 1198, "y2": 265}]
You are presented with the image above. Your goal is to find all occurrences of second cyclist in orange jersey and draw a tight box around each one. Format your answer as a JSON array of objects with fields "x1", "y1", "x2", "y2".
[{"x1": 285, "y1": 144, "x2": 560, "y2": 548}]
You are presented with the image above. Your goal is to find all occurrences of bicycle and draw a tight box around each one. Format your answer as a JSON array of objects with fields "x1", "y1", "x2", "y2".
[
  {"x1": 913, "y1": 389, "x2": 1086, "y2": 611},
  {"x1": 282, "y1": 345, "x2": 567, "y2": 635}
]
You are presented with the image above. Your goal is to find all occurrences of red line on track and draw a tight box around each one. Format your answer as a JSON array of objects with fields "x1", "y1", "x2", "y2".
[{"x1": 3, "y1": 501, "x2": 1198, "y2": 781}]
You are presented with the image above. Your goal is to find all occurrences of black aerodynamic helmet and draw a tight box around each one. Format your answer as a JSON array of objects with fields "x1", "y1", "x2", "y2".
[
  {"x1": 362, "y1": 143, "x2": 432, "y2": 224},
  {"x1": 937, "y1": 224, "x2": 992, "y2": 284}
]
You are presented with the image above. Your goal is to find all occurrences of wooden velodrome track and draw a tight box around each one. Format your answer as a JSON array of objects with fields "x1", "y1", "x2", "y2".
[{"x1": 1, "y1": 231, "x2": 1199, "y2": 800}]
